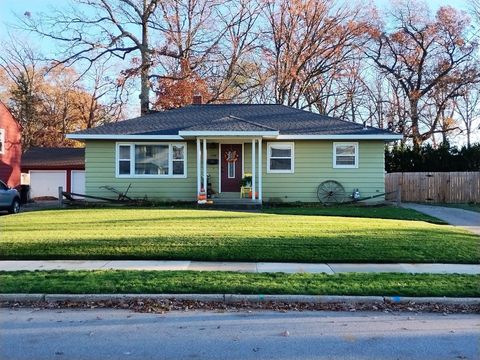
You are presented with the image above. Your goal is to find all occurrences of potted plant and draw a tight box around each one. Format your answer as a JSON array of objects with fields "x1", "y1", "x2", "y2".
[{"x1": 241, "y1": 174, "x2": 252, "y2": 187}]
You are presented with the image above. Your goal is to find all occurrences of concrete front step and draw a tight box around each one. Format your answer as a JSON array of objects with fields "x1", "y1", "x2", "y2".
[{"x1": 199, "y1": 198, "x2": 262, "y2": 209}]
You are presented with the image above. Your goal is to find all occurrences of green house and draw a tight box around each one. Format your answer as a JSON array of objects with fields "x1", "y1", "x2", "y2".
[{"x1": 68, "y1": 104, "x2": 401, "y2": 204}]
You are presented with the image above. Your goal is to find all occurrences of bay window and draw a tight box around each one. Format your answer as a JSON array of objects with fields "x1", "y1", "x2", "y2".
[{"x1": 116, "y1": 143, "x2": 186, "y2": 178}]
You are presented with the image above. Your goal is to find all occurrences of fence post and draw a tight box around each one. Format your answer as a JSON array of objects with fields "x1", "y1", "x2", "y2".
[
  {"x1": 58, "y1": 186, "x2": 63, "y2": 206},
  {"x1": 396, "y1": 183, "x2": 402, "y2": 206}
]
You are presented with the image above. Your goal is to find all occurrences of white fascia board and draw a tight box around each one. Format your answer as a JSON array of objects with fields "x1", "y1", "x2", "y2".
[
  {"x1": 178, "y1": 131, "x2": 279, "y2": 137},
  {"x1": 276, "y1": 134, "x2": 403, "y2": 140},
  {"x1": 66, "y1": 134, "x2": 184, "y2": 140}
]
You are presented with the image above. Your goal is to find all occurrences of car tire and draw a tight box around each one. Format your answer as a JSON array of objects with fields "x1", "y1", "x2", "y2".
[{"x1": 8, "y1": 198, "x2": 20, "y2": 214}]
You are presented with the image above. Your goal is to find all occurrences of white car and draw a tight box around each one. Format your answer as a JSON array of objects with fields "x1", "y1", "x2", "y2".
[{"x1": 0, "y1": 180, "x2": 20, "y2": 214}]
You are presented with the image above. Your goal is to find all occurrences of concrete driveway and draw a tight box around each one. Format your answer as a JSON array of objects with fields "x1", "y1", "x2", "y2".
[{"x1": 402, "y1": 203, "x2": 480, "y2": 235}]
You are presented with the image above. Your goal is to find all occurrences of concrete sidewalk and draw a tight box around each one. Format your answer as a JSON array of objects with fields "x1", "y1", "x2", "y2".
[
  {"x1": 1, "y1": 260, "x2": 479, "y2": 274},
  {"x1": 401, "y1": 203, "x2": 480, "y2": 235}
]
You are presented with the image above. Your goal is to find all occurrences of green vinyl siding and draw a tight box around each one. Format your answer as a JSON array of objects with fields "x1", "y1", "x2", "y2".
[
  {"x1": 85, "y1": 139, "x2": 385, "y2": 203},
  {"x1": 85, "y1": 140, "x2": 197, "y2": 201},
  {"x1": 260, "y1": 140, "x2": 385, "y2": 203}
]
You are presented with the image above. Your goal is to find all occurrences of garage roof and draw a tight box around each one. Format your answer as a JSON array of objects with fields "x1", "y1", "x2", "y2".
[{"x1": 22, "y1": 147, "x2": 85, "y2": 169}]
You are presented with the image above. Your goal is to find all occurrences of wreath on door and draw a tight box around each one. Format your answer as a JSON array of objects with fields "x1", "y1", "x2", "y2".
[{"x1": 224, "y1": 149, "x2": 239, "y2": 163}]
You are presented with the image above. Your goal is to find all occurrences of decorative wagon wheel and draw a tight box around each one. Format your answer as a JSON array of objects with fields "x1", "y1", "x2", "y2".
[{"x1": 317, "y1": 180, "x2": 346, "y2": 204}]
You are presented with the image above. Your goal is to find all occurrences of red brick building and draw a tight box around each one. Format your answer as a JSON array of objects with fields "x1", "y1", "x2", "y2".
[{"x1": 0, "y1": 101, "x2": 21, "y2": 187}]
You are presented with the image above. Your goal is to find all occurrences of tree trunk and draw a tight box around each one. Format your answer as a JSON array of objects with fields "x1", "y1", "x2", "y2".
[
  {"x1": 140, "y1": 50, "x2": 150, "y2": 115},
  {"x1": 140, "y1": 1, "x2": 150, "y2": 116},
  {"x1": 466, "y1": 123, "x2": 471, "y2": 148},
  {"x1": 409, "y1": 98, "x2": 422, "y2": 150}
]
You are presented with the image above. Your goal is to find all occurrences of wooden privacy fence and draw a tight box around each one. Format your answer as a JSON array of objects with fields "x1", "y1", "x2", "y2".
[{"x1": 385, "y1": 172, "x2": 480, "y2": 203}]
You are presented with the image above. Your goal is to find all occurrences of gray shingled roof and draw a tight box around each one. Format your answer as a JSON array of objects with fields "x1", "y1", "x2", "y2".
[
  {"x1": 72, "y1": 104, "x2": 393, "y2": 136},
  {"x1": 22, "y1": 147, "x2": 85, "y2": 168},
  {"x1": 182, "y1": 115, "x2": 278, "y2": 132}
]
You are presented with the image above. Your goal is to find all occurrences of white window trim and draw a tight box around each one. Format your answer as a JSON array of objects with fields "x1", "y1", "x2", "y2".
[
  {"x1": 115, "y1": 142, "x2": 187, "y2": 178},
  {"x1": 333, "y1": 142, "x2": 359, "y2": 169},
  {"x1": 267, "y1": 142, "x2": 294, "y2": 174},
  {"x1": 0, "y1": 129, "x2": 4, "y2": 154}
]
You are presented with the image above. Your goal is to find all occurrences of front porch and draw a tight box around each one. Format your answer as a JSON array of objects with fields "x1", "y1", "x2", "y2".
[{"x1": 194, "y1": 137, "x2": 264, "y2": 205}]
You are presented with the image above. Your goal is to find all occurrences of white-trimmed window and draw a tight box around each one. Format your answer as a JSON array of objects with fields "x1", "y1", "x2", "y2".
[
  {"x1": 116, "y1": 142, "x2": 187, "y2": 178},
  {"x1": 227, "y1": 161, "x2": 235, "y2": 178},
  {"x1": 333, "y1": 142, "x2": 358, "y2": 168},
  {"x1": 267, "y1": 142, "x2": 294, "y2": 173},
  {"x1": 0, "y1": 129, "x2": 4, "y2": 154}
]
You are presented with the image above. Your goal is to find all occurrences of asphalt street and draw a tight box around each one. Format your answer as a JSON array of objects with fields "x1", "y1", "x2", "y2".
[{"x1": 0, "y1": 308, "x2": 478, "y2": 360}]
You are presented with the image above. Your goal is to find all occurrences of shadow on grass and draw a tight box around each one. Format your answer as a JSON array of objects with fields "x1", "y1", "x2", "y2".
[{"x1": 1, "y1": 227, "x2": 478, "y2": 263}]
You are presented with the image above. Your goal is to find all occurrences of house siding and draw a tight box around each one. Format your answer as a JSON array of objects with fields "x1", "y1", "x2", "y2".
[
  {"x1": 244, "y1": 140, "x2": 385, "y2": 203},
  {"x1": 85, "y1": 139, "x2": 385, "y2": 203},
  {"x1": 85, "y1": 140, "x2": 197, "y2": 201},
  {"x1": 0, "y1": 102, "x2": 21, "y2": 188}
]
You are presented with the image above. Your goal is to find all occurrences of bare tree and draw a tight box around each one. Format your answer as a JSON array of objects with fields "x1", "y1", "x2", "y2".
[
  {"x1": 21, "y1": 0, "x2": 160, "y2": 115},
  {"x1": 0, "y1": 35, "x2": 128, "y2": 148},
  {"x1": 261, "y1": 0, "x2": 369, "y2": 109},
  {"x1": 72, "y1": 62, "x2": 127, "y2": 128},
  {"x1": 0, "y1": 36, "x2": 45, "y2": 150},
  {"x1": 152, "y1": 0, "x2": 263, "y2": 107},
  {"x1": 454, "y1": 87, "x2": 480, "y2": 147},
  {"x1": 365, "y1": 1, "x2": 479, "y2": 148}
]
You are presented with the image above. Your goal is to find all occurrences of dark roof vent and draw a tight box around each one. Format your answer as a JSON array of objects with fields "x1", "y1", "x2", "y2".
[{"x1": 192, "y1": 94, "x2": 203, "y2": 105}]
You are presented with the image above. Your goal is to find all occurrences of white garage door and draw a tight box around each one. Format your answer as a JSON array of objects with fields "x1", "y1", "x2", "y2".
[
  {"x1": 29, "y1": 171, "x2": 67, "y2": 199},
  {"x1": 71, "y1": 170, "x2": 85, "y2": 197}
]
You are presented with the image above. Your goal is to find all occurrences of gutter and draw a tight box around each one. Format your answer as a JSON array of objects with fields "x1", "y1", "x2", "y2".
[{"x1": 66, "y1": 133, "x2": 403, "y2": 141}]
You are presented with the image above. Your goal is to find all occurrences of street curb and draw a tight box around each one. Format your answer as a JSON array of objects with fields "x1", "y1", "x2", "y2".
[
  {"x1": 1, "y1": 294, "x2": 479, "y2": 306},
  {"x1": 43, "y1": 294, "x2": 225, "y2": 302},
  {"x1": 0, "y1": 294, "x2": 46, "y2": 302},
  {"x1": 383, "y1": 296, "x2": 480, "y2": 305}
]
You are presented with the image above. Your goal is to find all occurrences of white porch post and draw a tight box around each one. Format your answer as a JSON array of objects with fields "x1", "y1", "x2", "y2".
[
  {"x1": 252, "y1": 139, "x2": 256, "y2": 200},
  {"x1": 258, "y1": 138, "x2": 262, "y2": 202},
  {"x1": 202, "y1": 138, "x2": 207, "y2": 192},
  {"x1": 196, "y1": 138, "x2": 201, "y2": 197}
]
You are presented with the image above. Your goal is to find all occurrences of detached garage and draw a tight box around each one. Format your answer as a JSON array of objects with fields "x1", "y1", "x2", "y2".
[{"x1": 21, "y1": 147, "x2": 85, "y2": 199}]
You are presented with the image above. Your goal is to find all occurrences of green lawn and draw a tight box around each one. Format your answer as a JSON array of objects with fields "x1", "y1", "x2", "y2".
[
  {"x1": 263, "y1": 205, "x2": 445, "y2": 223},
  {"x1": 1, "y1": 208, "x2": 478, "y2": 263},
  {"x1": 0, "y1": 270, "x2": 478, "y2": 297}
]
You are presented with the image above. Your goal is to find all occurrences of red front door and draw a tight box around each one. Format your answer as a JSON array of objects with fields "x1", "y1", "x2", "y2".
[{"x1": 221, "y1": 144, "x2": 242, "y2": 192}]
